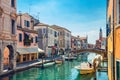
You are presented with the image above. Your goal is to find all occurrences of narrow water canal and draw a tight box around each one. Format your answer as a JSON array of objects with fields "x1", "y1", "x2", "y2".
[{"x1": 0, "y1": 53, "x2": 108, "y2": 80}]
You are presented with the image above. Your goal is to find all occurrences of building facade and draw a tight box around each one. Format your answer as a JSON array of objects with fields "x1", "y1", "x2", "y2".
[
  {"x1": 71, "y1": 36, "x2": 88, "y2": 50},
  {"x1": 34, "y1": 23, "x2": 59, "y2": 57},
  {"x1": 107, "y1": 0, "x2": 120, "y2": 80},
  {"x1": 16, "y1": 13, "x2": 41, "y2": 63},
  {"x1": 50, "y1": 25, "x2": 71, "y2": 54},
  {"x1": 88, "y1": 44, "x2": 95, "y2": 49},
  {"x1": 80, "y1": 36, "x2": 88, "y2": 49},
  {"x1": 71, "y1": 36, "x2": 81, "y2": 51},
  {"x1": 95, "y1": 28, "x2": 106, "y2": 49},
  {"x1": 0, "y1": 0, "x2": 17, "y2": 74}
]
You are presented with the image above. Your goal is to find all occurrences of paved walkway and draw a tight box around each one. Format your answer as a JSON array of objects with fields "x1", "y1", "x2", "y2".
[
  {"x1": 3, "y1": 56, "x2": 61, "y2": 72},
  {"x1": 16, "y1": 59, "x2": 48, "y2": 69}
]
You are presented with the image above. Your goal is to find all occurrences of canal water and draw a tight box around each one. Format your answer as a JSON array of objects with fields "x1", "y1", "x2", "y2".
[{"x1": 0, "y1": 53, "x2": 108, "y2": 80}]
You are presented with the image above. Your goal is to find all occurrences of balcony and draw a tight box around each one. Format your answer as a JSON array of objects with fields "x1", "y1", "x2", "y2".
[
  {"x1": 24, "y1": 39, "x2": 31, "y2": 46},
  {"x1": 17, "y1": 26, "x2": 22, "y2": 29}
]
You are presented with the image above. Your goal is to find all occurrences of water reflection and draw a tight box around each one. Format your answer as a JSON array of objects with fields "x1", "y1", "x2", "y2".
[{"x1": 75, "y1": 73, "x2": 95, "y2": 80}]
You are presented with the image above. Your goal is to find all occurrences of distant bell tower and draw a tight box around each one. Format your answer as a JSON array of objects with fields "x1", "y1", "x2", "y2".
[{"x1": 99, "y1": 28, "x2": 102, "y2": 40}]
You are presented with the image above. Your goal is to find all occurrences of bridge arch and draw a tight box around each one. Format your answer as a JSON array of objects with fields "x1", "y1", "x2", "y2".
[{"x1": 75, "y1": 49, "x2": 106, "y2": 57}]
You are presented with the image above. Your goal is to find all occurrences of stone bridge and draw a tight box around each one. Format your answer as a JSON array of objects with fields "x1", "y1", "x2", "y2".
[{"x1": 74, "y1": 49, "x2": 107, "y2": 57}]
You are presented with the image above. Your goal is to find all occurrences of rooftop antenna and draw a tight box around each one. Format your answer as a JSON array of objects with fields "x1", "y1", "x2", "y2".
[
  {"x1": 37, "y1": 12, "x2": 40, "y2": 21},
  {"x1": 29, "y1": 3, "x2": 32, "y2": 15}
]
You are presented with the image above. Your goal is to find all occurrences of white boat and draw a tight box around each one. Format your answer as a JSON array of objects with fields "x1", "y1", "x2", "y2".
[
  {"x1": 64, "y1": 57, "x2": 74, "y2": 61},
  {"x1": 74, "y1": 63, "x2": 95, "y2": 75},
  {"x1": 55, "y1": 59, "x2": 64, "y2": 64},
  {"x1": 43, "y1": 62, "x2": 55, "y2": 67},
  {"x1": 75, "y1": 58, "x2": 99, "y2": 75}
]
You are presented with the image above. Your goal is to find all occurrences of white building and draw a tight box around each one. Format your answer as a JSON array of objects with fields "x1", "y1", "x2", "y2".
[
  {"x1": 50, "y1": 25, "x2": 71, "y2": 53},
  {"x1": 34, "y1": 23, "x2": 59, "y2": 57}
]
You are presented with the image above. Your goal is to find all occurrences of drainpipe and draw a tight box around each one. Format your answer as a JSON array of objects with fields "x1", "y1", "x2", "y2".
[
  {"x1": 106, "y1": 0, "x2": 108, "y2": 73},
  {"x1": 113, "y1": 0, "x2": 115, "y2": 80},
  {"x1": 19, "y1": 11, "x2": 22, "y2": 28}
]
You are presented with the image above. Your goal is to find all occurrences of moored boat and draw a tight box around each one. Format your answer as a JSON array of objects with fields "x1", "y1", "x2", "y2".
[
  {"x1": 65, "y1": 57, "x2": 73, "y2": 61},
  {"x1": 64, "y1": 56, "x2": 77, "y2": 61},
  {"x1": 55, "y1": 60, "x2": 64, "y2": 64},
  {"x1": 75, "y1": 65, "x2": 95, "y2": 74},
  {"x1": 74, "y1": 58, "x2": 99, "y2": 75},
  {"x1": 43, "y1": 62, "x2": 55, "y2": 67}
]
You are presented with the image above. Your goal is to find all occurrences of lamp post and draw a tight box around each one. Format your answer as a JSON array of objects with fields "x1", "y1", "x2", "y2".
[
  {"x1": 41, "y1": 56, "x2": 44, "y2": 69},
  {"x1": 43, "y1": 33, "x2": 47, "y2": 62}
]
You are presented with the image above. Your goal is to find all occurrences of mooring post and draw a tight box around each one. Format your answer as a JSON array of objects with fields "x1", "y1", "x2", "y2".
[{"x1": 41, "y1": 56, "x2": 44, "y2": 69}]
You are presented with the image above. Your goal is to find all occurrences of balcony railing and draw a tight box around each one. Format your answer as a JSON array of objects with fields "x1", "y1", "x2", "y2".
[
  {"x1": 17, "y1": 26, "x2": 22, "y2": 29},
  {"x1": 24, "y1": 39, "x2": 31, "y2": 46}
]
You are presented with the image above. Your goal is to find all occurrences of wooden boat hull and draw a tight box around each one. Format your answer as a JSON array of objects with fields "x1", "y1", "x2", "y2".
[
  {"x1": 65, "y1": 58, "x2": 73, "y2": 61},
  {"x1": 55, "y1": 60, "x2": 64, "y2": 64},
  {"x1": 65, "y1": 57, "x2": 74, "y2": 61},
  {"x1": 74, "y1": 66, "x2": 95, "y2": 75},
  {"x1": 43, "y1": 62, "x2": 55, "y2": 67},
  {"x1": 80, "y1": 69, "x2": 95, "y2": 75}
]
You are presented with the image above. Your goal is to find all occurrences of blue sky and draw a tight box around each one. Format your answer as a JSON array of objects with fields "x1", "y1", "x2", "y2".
[{"x1": 17, "y1": 0, "x2": 106, "y2": 44}]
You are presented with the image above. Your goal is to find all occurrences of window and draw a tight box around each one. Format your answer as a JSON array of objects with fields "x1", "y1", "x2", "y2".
[
  {"x1": 116, "y1": 61, "x2": 120, "y2": 80},
  {"x1": 43, "y1": 28, "x2": 46, "y2": 33},
  {"x1": 11, "y1": 19, "x2": 15, "y2": 34},
  {"x1": 11, "y1": 0, "x2": 15, "y2": 7},
  {"x1": 24, "y1": 33, "x2": 31, "y2": 46},
  {"x1": 60, "y1": 40, "x2": 62, "y2": 47},
  {"x1": 107, "y1": 0, "x2": 109, "y2": 7},
  {"x1": 50, "y1": 30, "x2": 53, "y2": 34},
  {"x1": 67, "y1": 40, "x2": 69, "y2": 47},
  {"x1": 54, "y1": 40, "x2": 57, "y2": 46},
  {"x1": 74, "y1": 39, "x2": 77, "y2": 46},
  {"x1": 24, "y1": 20, "x2": 30, "y2": 27},
  {"x1": 54, "y1": 31, "x2": 57, "y2": 37},
  {"x1": 60, "y1": 32, "x2": 62, "y2": 35},
  {"x1": 35, "y1": 36, "x2": 38, "y2": 43},
  {"x1": 48, "y1": 29, "x2": 49, "y2": 33},
  {"x1": 67, "y1": 33, "x2": 69, "y2": 37},
  {"x1": 106, "y1": 16, "x2": 111, "y2": 36},
  {"x1": 62, "y1": 32, "x2": 65, "y2": 36},
  {"x1": 24, "y1": 20, "x2": 26, "y2": 26},
  {"x1": 106, "y1": 24, "x2": 110, "y2": 36},
  {"x1": 27, "y1": 21, "x2": 30, "y2": 27},
  {"x1": 31, "y1": 38, "x2": 33, "y2": 43},
  {"x1": 19, "y1": 33, "x2": 22, "y2": 42}
]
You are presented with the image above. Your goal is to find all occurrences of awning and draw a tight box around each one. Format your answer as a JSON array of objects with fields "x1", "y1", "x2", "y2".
[
  {"x1": 38, "y1": 48, "x2": 44, "y2": 53},
  {"x1": 17, "y1": 47, "x2": 44, "y2": 55}
]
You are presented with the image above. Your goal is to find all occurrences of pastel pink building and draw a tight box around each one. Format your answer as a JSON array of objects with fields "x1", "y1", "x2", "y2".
[
  {"x1": 16, "y1": 13, "x2": 41, "y2": 63},
  {"x1": 0, "y1": 0, "x2": 17, "y2": 73}
]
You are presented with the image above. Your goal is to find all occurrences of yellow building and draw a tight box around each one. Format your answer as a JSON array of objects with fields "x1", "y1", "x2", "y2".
[{"x1": 107, "y1": 0, "x2": 120, "y2": 80}]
